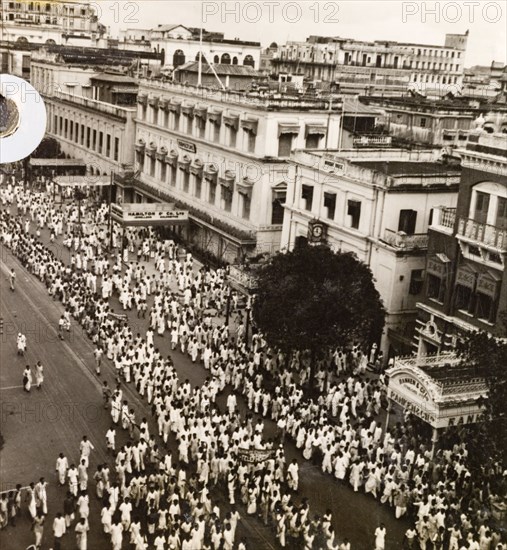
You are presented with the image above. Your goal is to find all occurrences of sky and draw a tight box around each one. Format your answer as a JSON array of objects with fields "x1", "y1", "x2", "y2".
[{"x1": 93, "y1": 0, "x2": 507, "y2": 67}]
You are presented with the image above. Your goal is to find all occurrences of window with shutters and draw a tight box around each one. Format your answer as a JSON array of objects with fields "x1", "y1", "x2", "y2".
[
  {"x1": 242, "y1": 194, "x2": 251, "y2": 220},
  {"x1": 476, "y1": 293, "x2": 496, "y2": 323},
  {"x1": 271, "y1": 198, "x2": 285, "y2": 225},
  {"x1": 114, "y1": 138, "x2": 119, "y2": 161},
  {"x1": 496, "y1": 197, "x2": 507, "y2": 229},
  {"x1": 323, "y1": 192, "x2": 336, "y2": 220},
  {"x1": 409, "y1": 269, "x2": 424, "y2": 295},
  {"x1": 305, "y1": 133, "x2": 321, "y2": 148},
  {"x1": 301, "y1": 185, "x2": 314, "y2": 211},
  {"x1": 347, "y1": 200, "x2": 361, "y2": 229},
  {"x1": 398, "y1": 209, "x2": 417, "y2": 234},
  {"x1": 194, "y1": 176, "x2": 202, "y2": 199},
  {"x1": 454, "y1": 284, "x2": 473, "y2": 312},
  {"x1": 474, "y1": 192, "x2": 490, "y2": 224},
  {"x1": 208, "y1": 182, "x2": 216, "y2": 204},
  {"x1": 221, "y1": 186, "x2": 233, "y2": 212},
  {"x1": 278, "y1": 134, "x2": 293, "y2": 157},
  {"x1": 182, "y1": 170, "x2": 190, "y2": 192}
]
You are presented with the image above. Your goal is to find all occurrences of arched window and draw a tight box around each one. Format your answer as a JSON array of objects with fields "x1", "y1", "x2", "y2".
[
  {"x1": 195, "y1": 52, "x2": 207, "y2": 63},
  {"x1": 45, "y1": 38, "x2": 56, "y2": 45},
  {"x1": 232, "y1": 57, "x2": 238, "y2": 65},
  {"x1": 220, "y1": 53, "x2": 231, "y2": 65},
  {"x1": 173, "y1": 49, "x2": 186, "y2": 68},
  {"x1": 213, "y1": 55, "x2": 219, "y2": 64},
  {"x1": 243, "y1": 55, "x2": 255, "y2": 68}
]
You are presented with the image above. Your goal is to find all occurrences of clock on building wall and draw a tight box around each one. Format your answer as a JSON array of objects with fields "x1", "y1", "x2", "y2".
[{"x1": 308, "y1": 220, "x2": 327, "y2": 244}]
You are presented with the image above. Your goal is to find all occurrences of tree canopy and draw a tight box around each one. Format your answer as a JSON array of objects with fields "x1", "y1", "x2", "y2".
[
  {"x1": 456, "y1": 330, "x2": 507, "y2": 465},
  {"x1": 252, "y1": 246, "x2": 386, "y2": 356}
]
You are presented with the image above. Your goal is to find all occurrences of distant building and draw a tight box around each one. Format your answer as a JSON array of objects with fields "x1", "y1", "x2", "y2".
[
  {"x1": 172, "y1": 61, "x2": 260, "y2": 90},
  {"x1": 362, "y1": 95, "x2": 507, "y2": 148},
  {"x1": 270, "y1": 32, "x2": 468, "y2": 98},
  {"x1": 416, "y1": 133, "x2": 507, "y2": 355},
  {"x1": 281, "y1": 148, "x2": 461, "y2": 355},
  {"x1": 30, "y1": 46, "x2": 161, "y2": 97},
  {"x1": 463, "y1": 61, "x2": 506, "y2": 98},
  {"x1": 0, "y1": 0, "x2": 105, "y2": 46},
  {"x1": 119, "y1": 24, "x2": 261, "y2": 72}
]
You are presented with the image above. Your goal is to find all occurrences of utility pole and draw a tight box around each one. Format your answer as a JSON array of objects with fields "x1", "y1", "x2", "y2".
[
  {"x1": 108, "y1": 171, "x2": 114, "y2": 251},
  {"x1": 225, "y1": 283, "x2": 232, "y2": 325}
]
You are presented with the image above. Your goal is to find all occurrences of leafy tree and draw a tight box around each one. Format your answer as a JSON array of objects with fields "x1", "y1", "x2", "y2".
[
  {"x1": 252, "y1": 245, "x2": 385, "y2": 385},
  {"x1": 31, "y1": 137, "x2": 62, "y2": 158},
  {"x1": 456, "y1": 330, "x2": 507, "y2": 465}
]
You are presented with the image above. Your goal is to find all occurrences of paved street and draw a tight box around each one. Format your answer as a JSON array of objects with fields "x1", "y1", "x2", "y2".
[{"x1": 0, "y1": 203, "x2": 409, "y2": 549}]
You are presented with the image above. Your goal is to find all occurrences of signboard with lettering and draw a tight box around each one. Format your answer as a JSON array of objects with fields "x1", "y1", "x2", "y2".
[
  {"x1": 177, "y1": 139, "x2": 197, "y2": 154},
  {"x1": 111, "y1": 203, "x2": 189, "y2": 226},
  {"x1": 387, "y1": 366, "x2": 486, "y2": 429},
  {"x1": 238, "y1": 448, "x2": 276, "y2": 464}
]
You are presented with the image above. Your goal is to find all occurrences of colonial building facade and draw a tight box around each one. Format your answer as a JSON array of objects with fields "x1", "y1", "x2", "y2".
[
  {"x1": 280, "y1": 148, "x2": 461, "y2": 355},
  {"x1": 44, "y1": 91, "x2": 136, "y2": 175},
  {"x1": 416, "y1": 132, "x2": 507, "y2": 354},
  {"x1": 119, "y1": 24, "x2": 261, "y2": 72},
  {"x1": 270, "y1": 32, "x2": 468, "y2": 98},
  {"x1": 0, "y1": 0, "x2": 105, "y2": 46},
  {"x1": 125, "y1": 80, "x2": 344, "y2": 263}
]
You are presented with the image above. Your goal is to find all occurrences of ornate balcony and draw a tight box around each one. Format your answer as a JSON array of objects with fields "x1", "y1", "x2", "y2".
[
  {"x1": 457, "y1": 217, "x2": 507, "y2": 251},
  {"x1": 383, "y1": 228, "x2": 429, "y2": 250},
  {"x1": 430, "y1": 207, "x2": 456, "y2": 235}
]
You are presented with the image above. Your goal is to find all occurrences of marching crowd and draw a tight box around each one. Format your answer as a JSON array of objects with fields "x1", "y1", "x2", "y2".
[{"x1": 0, "y1": 178, "x2": 506, "y2": 550}]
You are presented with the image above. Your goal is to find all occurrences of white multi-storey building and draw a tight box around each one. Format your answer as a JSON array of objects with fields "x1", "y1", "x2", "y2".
[
  {"x1": 280, "y1": 148, "x2": 462, "y2": 355},
  {"x1": 119, "y1": 24, "x2": 261, "y2": 73},
  {"x1": 0, "y1": 0, "x2": 105, "y2": 46},
  {"x1": 122, "y1": 80, "x2": 345, "y2": 263}
]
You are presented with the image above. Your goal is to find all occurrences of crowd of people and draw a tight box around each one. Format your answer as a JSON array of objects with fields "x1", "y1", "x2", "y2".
[{"x1": 0, "y1": 176, "x2": 506, "y2": 550}]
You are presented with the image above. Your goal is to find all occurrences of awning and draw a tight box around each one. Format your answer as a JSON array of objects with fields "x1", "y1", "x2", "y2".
[
  {"x1": 30, "y1": 158, "x2": 86, "y2": 167},
  {"x1": 208, "y1": 110, "x2": 222, "y2": 124},
  {"x1": 194, "y1": 106, "x2": 208, "y2": 119},
  {"x1": 278, "y1": 123, "x2": 300, "y2": 137},
  {"x1": 190, "y1": 160, "x2": 204, "y2": 176},
  {"x1": 145, "y1": 144, "x2": 157, "y2": 158},
  {"x1": 168, "y1": 101, "x2": 181, "y2": 113},
  {"x1": 54, "y1": 175, "x2": 111, "y2": 187},
  {"x1": 456, "y1": 265, "x2": 477, "y2": 289},
  {"x1": 223, "y1": 115, "x2": 239, "y2": 130},
  {"x1": 219, "y1": 171, "x2": 235, "y2": 189},
  {"x1": 240, "y1": 118, "x2": 259, "y2": 135},
  {"x1": 148, "y1": 96, "x2": 159, "y2": 108},
  {"x1": 305, "y1": 124, "x2": 327, "y2": 138},
  {"x1": 237, "y1": 177, "x2": 254, "y2": 195},
  {"x1": 181, "y1": 104, "x2": 195, "y2": 117},
  {"x1": 156, "y1": 147, "x2": 168, "y2": 161},
  {"x1": 165, "y1": 149, "x2": 178, "y2": 166},
  {"x1": 477, "y1": 270, "x2": 501, "y2": 297},
  {"x1": 204, "y1": 165, "x2": 218, "y2": 183},
  {"x1": 178, "y1": 156, "x2": 191, "y2": 172}
]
